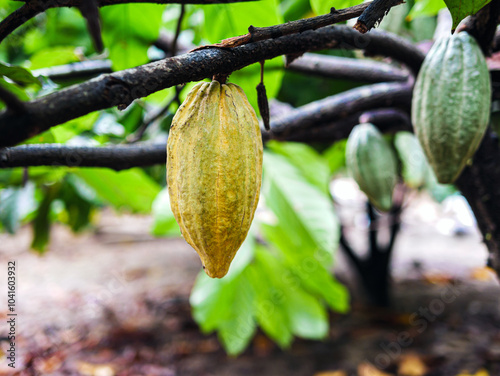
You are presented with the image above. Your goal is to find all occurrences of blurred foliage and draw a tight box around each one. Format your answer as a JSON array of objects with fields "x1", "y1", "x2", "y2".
[{"x1": 0, "y1": 0, "x2": 466, "y2": 355}]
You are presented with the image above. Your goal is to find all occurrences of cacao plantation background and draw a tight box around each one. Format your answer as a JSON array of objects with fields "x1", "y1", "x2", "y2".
[{"x1": 1, "y1": 0, "x2": 500, "y2": 374}]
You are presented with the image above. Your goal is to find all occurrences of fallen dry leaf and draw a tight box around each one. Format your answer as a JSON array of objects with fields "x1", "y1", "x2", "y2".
[
  {"x1": 470, "y1": 267, "x2": 496, "y2": 282},
  {"x1": 358, "y1": 362, "x2": 393, "y2": 376},
  {"x1": 456, "y1": 369, "x2": 489, "y2": 376},
  {"x1": 77, "y1": 361, "x2": 115, "y2": 376},
  {"x1": 398, "y1": 353, "x2": 427, "y2": 376},
  {"x1": 314, "y1": 371, "x2": 347, "y2": 376}
]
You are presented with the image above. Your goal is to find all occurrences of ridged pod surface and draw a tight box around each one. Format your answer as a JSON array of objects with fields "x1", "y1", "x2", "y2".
[
  {"x1": 167, "y1": 81, "x2": 263, "y2": 278},
  {"x1": 411, "y1": 32, "x2": 491, "y2": 184},
  {"x1": 346, "y1": 123, "x2": 398, "y2": 212}
]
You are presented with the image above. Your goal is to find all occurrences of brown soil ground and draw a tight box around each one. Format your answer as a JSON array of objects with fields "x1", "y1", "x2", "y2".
[{"x1": 0, "y1": 194, "x2": 499, "y2": 376}]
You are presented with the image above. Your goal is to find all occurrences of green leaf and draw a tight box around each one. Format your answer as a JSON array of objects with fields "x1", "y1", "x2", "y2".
[
  {"x1": 150, "y1": 188, "x2": 181, "y2": 237},
  {"x1": 59, "y1": 178, "x2": 95, "y2": 232},
  {"x1": 246, "y1": 249, "x2": 293, "y2": 348},
  {"x1": 101, "y1": 4, "x2": 164, "y2": 70},
  {"x1": 443, "y1": 0, "x2": 492, "y2": 29},
  {"x1": 0, "y1": 184, "x2": 36, "y2": 234},
  {"x1": 394, "y1": 132, "x2": 428, "y2": 189},
  {"x1": 310, "y1": 0, "x2": 360, "y2": 16},
  {"x1": 29, "y1": 46, "x2": 80, "y2": 70},
  {"x1": 266, "y1": 141, "x2": 330, "y2": 194},
  {"x1": 31, "y1": 184, "x2": 60, "y2": 253},
  {"x1": 200, "y1": 0, "x2": 284, "y2": 110},
  {"x1": 323, "y1": 140, "x2": 347, "y2": 176},
  {"x1": 284, "y1": 282, "x2": 328, "y2": 339},
  {"x1": 0, "y1": 62, "x2": 41, "y2": 87},
  {"x1": 0, "y1": 78, "x2": 30, "y2": 103},
  {"x1": 74, "y1": 168, "x2": 161, "y2": 213},
  {"x1": 263, "y1": 152, "x2": 339, "y2": 258},
  {"x1": 190, "y1": 238, "x2": 257, "y2": 354},
  {"x1": 408, "y1": 0, "x2": 446, "y2": 19},
  {"x1": 54, "y1": 112, "x2": 100, "y2": 143}
]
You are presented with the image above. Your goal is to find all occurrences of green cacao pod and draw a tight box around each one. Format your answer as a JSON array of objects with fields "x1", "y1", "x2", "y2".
[
  {"x1": 411, "y1": 32, "x2": 491, "y2": 184},
  {"x1": 346, "y1": 123, "x2": 398, "y2": 212},
  {"x1": 394, "y1": 131, "x2": 429, "y2": 189},
  {"x1": 167, "y1": 81, "x2": 263, "y2": 278}
]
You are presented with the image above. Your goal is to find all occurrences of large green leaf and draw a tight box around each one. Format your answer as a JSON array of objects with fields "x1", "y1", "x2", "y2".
[
  {"x1": 263, "y1": 152, "x2": 339, "y2": 258},
  {"x1": 246, "y1": 249, "x2": 293, "y2": 348},
  {"x1": 29, "y1": 46, "x2": 80, "y2": 70},
  {"x1": 201, "y1": 0, "x2": 284, "y2": 110},
  {"x1": 408, "y1": 0, "x2": 446, "y2": 19},
  {"x1": 190, "y1": 238, "x2": 257, "y2": 354},
  {"x1": 101, "y1": 4, "x2": 164, "y2": 70},
  {"x1": 266, "y1": 141, "x2": 330, "y2": 195},
  {"x1": 74, "y1": 168, "x2": 161, "y2": 213},
  {"x1": 444, "y1": 0, "x2": 491, "y2": 29},
  {"x1": 150, "y1": 188, "x2": 181, "y2": 237}
]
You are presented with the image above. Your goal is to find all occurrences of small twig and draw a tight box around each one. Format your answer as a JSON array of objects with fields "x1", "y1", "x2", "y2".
[
  {"x1": 127, "y1": 86, "x2": 184, "y2": 143},
  {"x1": 171, "y1": 4, "x2": 186, "y2": 57},
  {"x1": 354, "y1": 0, "x2": 404, "y2": 34},
  {"x1": 0, "y1": 86, "x2": 26, "y2": 113},
  {"x1": 192, "y1": 3, "x2": 371, "y2": 50}
]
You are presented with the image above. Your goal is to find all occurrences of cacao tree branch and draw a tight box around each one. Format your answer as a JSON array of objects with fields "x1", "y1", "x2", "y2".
[
  {"x1": 0, "y1": 26, "x2": 424, "y2": 147},
  {"x1": 0, "y1": 86, "x2": 26, "y2": 113},
  {"x1": 266, "y1": 81, "x2": 412, "y2": 139},
  {"x1": 32, "y1": 60, "x2": 113, "y2": 82},
  {"x1": 0, "y1": 143, "x2": 166, "y2": 170},
  {"x1": 287, "y1": 53, "x2": 409, "y2": 83},
  {"x1": 456, "y1": 130, "x2": 500, "y2": 276},
  {"x1": 354, "y1": 0, "x2": 403, "y2": 33},
  {"x1": 277, "y1": 108, "x2": 412, "y2": 143},
  {"x1": 78, "y1": 0, "x2": 104, "y2": 53},
  {"x1": 0, "y1": 0, "x2": 258, "y2": 44}
]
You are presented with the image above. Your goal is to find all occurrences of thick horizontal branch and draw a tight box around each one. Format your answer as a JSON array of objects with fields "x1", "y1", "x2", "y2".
[
  {"x1": 279, "y1": 108, "x2": 411, "y2": 143},
  {"x1": 266, "y1": 81, "x2": 412, "y2": 139},
  {"x1": 0, "y1": 25, "x2": 424, "y2": 147},
  {"x1": 0, "y1": 143, "x2": 166, "y2": 170},
  {"x1": 0, "y1": 0, "x2": 257, "y2": 44},
  {"x1": 287, "y1": 53, "x2": 408, "y2": 83}
]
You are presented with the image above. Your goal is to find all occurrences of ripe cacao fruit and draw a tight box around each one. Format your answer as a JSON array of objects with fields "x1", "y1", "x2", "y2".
[
  {"x1": 411, "y1": 32, "x2": 491, "y2": 184},
  {"x1": 345, "y1": 123, "x2": 398, "y2": 212},
  {"x1": 167, "y1": 81, "x2": 263, "y2": 278}
]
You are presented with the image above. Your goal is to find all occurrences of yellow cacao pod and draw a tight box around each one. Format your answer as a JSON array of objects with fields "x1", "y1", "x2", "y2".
[{"x1": 167, "y1": 81, "x2": 263, "y2": 278}]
